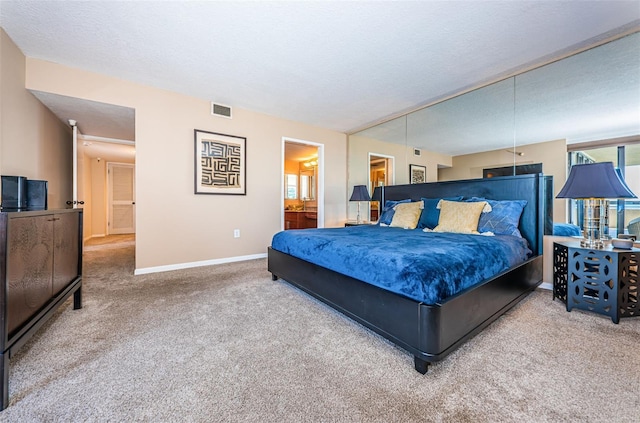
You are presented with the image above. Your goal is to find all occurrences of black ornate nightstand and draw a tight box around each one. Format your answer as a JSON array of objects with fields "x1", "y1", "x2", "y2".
[{"x1": 553, "y1": 241, "x2": 639, "y2": 323}]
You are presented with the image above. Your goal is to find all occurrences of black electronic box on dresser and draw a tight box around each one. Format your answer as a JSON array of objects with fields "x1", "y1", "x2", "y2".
[{"x1": 0, "y1": 208, "x2": 83, "y2": 410}]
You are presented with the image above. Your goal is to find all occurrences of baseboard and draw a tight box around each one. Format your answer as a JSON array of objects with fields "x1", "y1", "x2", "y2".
[
  {"x1": 84, "y1": 234, "x2": 106, "y2": 243},
  {"x1": 538, "y1": 282, "x2": 552, "y2": 291},
  {"x1": 84, "y1": 234, "x2": 107, "y2": 242},
  {"x1": 134, "y1": 253, "x2": 267, "y2": 275}
]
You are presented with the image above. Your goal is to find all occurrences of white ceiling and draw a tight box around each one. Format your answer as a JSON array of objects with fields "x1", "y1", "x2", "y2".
[
  {"x1": 1, "y1": 1, "x2": 639, "y2": 156},
  {"x1": 285, "y1": 142, "x2": 318, "y2": 163},
  {"x1": 28, "y1": 91, "x2": 136, "y2": 162},
  {"x1": 356, "y1": 31, "x2": 640, "y2": 157},
  {"x1": 30, "y1": 91, "x2": 135, "y2": 140}
]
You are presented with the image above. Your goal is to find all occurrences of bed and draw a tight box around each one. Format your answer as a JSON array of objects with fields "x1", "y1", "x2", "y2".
[
  {"x1": 552, "y1": 222, "x2": 581, "y2": 236},
  {"x1": 268, "y1": 174, "x2": 552, "y2": 373}
]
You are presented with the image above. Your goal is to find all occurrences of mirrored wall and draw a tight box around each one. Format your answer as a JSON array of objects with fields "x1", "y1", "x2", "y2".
[{"x1": 348, "y1": 31, "x2": 640, "y2": 222}]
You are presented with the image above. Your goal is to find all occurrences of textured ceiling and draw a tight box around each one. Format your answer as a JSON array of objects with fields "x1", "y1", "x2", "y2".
[
  {"x1": 30, "y1": 91, "x2": 135, "y2": 141},
  {"x1": 29, "y1": 91, "x2": 136, "y2": 162},
  {"x1": 2, "y1": 1, "x2": 639, "y2": 135},
  {"x1": 356, "y1": 31, "x2": 640, "y2": 156}
]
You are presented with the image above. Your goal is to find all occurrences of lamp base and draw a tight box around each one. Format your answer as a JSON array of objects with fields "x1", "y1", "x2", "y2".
[
  {"x1": 356, "y1": 202, "x2": 362, "y2": 224},
  {"x1": 580, "y1": 237, "x2": 605, "y2": 249},
  {"x1": 580, "y1": 199, "x2": 606, "y2": 249}
]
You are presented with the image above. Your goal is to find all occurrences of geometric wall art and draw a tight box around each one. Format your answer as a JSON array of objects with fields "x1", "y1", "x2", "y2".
[{"x1": 194, "y1": 129, "x2": 246, "y2": 195}]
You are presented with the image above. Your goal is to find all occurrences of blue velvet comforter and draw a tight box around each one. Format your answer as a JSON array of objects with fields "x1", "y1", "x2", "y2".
[
  {"x1": 553, "y1": 223, "x2": 581, "y2": 236},
  {"x1": 271, "y1": 225, "x2": 532, "y2": 305}
]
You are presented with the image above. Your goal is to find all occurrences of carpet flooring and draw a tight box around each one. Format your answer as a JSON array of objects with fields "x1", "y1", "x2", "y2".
[{"x1": 1, "y1": 235, "x2": 638, "y2": 422}]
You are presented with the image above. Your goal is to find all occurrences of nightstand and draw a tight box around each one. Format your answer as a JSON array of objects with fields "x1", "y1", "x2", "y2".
[
  {"x1": 344, "y1": 221, "x2": 375, "y2": 227},
  {"x1": 553, "y1": 240, "x2": 639, "y2": 323}
]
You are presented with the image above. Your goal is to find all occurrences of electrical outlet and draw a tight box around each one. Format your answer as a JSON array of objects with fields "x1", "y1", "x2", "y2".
[{"x1": 233, "y1": 229, "x2": 240, "y2": 238}]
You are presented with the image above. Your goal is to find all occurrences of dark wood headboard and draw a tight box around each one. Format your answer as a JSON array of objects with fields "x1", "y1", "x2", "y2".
[{"x1": 380, "y1": 174, "x2": 553, "y2": 256}]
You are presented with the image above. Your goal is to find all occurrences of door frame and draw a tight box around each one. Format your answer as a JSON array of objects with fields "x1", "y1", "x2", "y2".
[
  {"x1": 281, "y1": 137, "x2": 325, "y2": 230},
  {"x1": 368, "y1": 152, "x2": 395, "y2": 220},
  {"x1": 72, "y1": 122, "x2": 79, "y2": 208}
]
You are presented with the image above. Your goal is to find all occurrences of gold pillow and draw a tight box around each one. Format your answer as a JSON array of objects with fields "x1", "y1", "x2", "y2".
[
  {"x1": 389, "y1": 201, "x2": 422, "y2": 229},
  {"x1": 433, "y1": 200, "x2": 487, "y2": 234}
]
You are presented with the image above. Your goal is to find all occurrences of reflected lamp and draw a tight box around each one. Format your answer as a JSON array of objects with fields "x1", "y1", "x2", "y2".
[
  {"x1": 349, "y1": 185, "x2": 371, "y2": 224},
  {"x1": 372, "y1": 185, "x2": 385, "y2": 222},
  {"x1": 557, "y1": 162, "x2": 636, "y2": 248}
]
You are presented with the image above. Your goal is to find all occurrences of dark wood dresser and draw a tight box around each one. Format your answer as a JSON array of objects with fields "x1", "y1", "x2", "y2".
[{"x1": 0, "y1": 208, "x2": 83, "y2": 409}]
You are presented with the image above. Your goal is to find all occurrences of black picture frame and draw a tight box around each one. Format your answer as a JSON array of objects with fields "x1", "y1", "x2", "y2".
[{"x1": 194, "y1": 129, "x2": 246, "y2": 195}]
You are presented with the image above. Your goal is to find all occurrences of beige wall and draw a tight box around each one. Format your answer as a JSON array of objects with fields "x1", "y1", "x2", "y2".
[
  {"x1": 439, "y1": 139, "x2": 568, "y2": 222},
  {"x1": 24, "y1": 58, "x2": 347, "y2": 271},
  {"x1": 0, "y1": 29, "x2": 72, "y2": 209},
  {"x1": 347, "y1": 134, "x2": 452, "y2": 220}
]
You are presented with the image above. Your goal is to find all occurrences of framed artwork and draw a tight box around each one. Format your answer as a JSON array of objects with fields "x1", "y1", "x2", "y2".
[
  {"x1": 194, "y1": 129, "x2": 246, "y2": 195},
  {"x1": 409, "y1": 164, "x2": 426, "y2": 184}
]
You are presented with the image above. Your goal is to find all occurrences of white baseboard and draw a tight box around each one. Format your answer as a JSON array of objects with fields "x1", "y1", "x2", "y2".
[
  {"x1": 134, "y1": 253, "x2": 267, "y2": 275},
  {"x1": 539, "y1": 282, "x2": 552, "y2": 291},
  {"x1": 84, "y1": 234, "x2": 106, "y2": 243}
]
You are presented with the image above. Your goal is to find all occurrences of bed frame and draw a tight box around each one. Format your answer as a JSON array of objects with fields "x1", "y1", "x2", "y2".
[{"x1": 268, "y1": 174, "x2": 553, "y2": 373}]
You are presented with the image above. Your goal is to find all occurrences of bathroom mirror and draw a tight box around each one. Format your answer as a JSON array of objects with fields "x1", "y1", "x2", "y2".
[{"x1": 300, "y1": 169, "x2": 316, "y2": 200}]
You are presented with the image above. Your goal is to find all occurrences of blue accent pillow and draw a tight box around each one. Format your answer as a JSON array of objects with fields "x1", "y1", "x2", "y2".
[
  {"x1": 466, "y1": 197, "x2": 527, "y2": 237},
  {"x1": 379, "y1": 199, "x2": 411, "y2": 225},
  {"x1": 418, "y1": 196, "x2": 464, "y2": 229}
]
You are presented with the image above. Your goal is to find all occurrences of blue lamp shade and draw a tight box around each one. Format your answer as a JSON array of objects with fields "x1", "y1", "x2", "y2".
[
  {"x1": 371, "y1": 186, "x2": 384, "y2": 203},
  {"x1": 349, "y1": 185, "x2": 371, "y2": 202},
  {"x1": 556, "y1": 162, "x2": 637, "y2": 199},
  {"x1": 615, "y1": 167, "x2": 635, "y2": 195}
]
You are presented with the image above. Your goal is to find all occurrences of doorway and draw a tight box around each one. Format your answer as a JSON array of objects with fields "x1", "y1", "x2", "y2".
[
  {"x1": 77, "y1": 135, "x2": 136, "y2": 240},
  {"x1": 369, "y1": 153, "x2": 394, "y2": 221},
  {"x1": 282, "y1": 138, "x2": 324, "y2": 230},
  {"x1": 107, "y1": 163, "x2": 136, "y2": 234}
]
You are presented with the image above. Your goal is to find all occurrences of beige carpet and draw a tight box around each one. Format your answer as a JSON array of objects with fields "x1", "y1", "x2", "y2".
[{"x1": 2, "y1": 235, "x2": 638, "y2": 422}]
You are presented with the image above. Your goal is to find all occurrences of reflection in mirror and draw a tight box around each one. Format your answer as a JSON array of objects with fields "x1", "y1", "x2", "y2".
[
  {"x1": 348, "y1": 115, "x2": 408, "y2": 221},
  {"x1": 369, "y1": 154, "x2": 393, "y2": 221},
  {"x1": 515, "y1": 32, "x2": 640, "y2": 146},
  {"x1": 407, "y1": 77, "x2": 516, "y2": 157},
  {"x1": 300, "y1": 174, "x2": 309, "y2": 199},
  {"x1": 284, "y1": 174, "x2": 297, "y2": 200},
  {"x1": 348, "y1": 31, "x2": 639, "y2": 225},
  {"x1": 353, "y1": 115, "x2": 408, "y2": 149},
  {"x1": 514, "y1": 32, "x2": 640, "y2": 222},
  {"x1": 300, "y1": 170, "x2": 316, "y2": 200},
  {"x1": 410, "y1": 77, "x2": 517, "y2": 181},
  {"x1": 566, "y1": 143, "x2": 640, "y2": 237}
]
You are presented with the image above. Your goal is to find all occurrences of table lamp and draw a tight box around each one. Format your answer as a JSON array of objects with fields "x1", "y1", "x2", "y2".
[
  {"x1": 556, "y1": 162, "x2": 636, "y2": 248},
  {"x1": 349, "y1": 185, "x2": 371, "y2": 224},
  {"x1": 371, "y1": 185, "x2": 385, "y2": 222}
]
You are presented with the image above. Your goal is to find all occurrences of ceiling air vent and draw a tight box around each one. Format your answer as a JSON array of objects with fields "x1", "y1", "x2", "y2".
[
  {"x1": 413, "y1": 148, "x2": 421, "y2": 156},
  {"x1": 211, "y1": 102, "x2": 232, "y2": 119}
]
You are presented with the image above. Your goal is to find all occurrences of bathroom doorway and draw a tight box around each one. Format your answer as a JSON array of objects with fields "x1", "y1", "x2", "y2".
[
  {"x1": 369, "y1": 153, "x2": 394, "y2": 221},
  {"x1": 282, "y1": 138, "x2": 324, "y2": 230}
]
